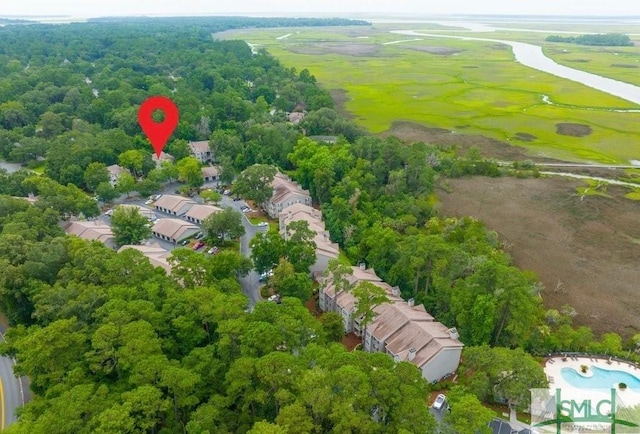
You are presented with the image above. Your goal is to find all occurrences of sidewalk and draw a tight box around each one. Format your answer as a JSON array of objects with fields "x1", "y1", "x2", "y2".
[{"x1": 509, "y1": 407, "x2": 530, "y2": 431}]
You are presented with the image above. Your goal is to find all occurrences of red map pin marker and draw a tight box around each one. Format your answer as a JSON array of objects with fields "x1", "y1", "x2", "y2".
[{"x1": 138, "y1": 96, "x2": 179, "y2": 158}]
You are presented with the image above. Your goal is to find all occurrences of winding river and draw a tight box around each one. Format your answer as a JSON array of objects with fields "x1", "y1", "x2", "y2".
[{"x1": 391, "y1": 30, "x2": 640, "y2": 106}]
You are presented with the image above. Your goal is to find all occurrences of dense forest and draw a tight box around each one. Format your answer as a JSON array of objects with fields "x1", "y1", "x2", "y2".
[
  {"x1": 0, "y1": 15, "x2": 638, "y2": 433},
  {"x1": 87, "y1": 16, "x2": 371, "y2": 28},
  {"x1": 545, "y1": 33, "x2": 634, "y2": 46}
]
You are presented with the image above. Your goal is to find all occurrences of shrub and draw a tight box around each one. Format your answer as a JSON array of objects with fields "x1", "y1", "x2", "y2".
[
  {"x1": 619, "y1": 382, "x2": 627, "y2": 390},
  {"x1": 260, "y1": 285, "x2": 270, "y2": 298},
  {"x1": 580, "y1": 365, "x2": 588, "y2": 373}
]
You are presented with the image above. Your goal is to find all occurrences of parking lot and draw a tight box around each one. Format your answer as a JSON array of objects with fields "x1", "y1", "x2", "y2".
[{"x1": 105, "y1": 181, "x2": 268, "y2": 305}]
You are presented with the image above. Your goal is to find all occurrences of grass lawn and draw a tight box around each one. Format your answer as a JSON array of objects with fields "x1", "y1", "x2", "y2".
[
  {"x1": 248, "y1": 216, "x2": 269, "y2": 224},
  {"x1": 219, "y1": 24, "x2": 640, "y2": 164},
  {"x1": 337, "y1": 249, "x2": 352, "y2": 266},
  {"x1": 29, "y1": 164, "x2": 45, "y2": 174}
]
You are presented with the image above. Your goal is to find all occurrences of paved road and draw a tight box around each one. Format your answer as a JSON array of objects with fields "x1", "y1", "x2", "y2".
[
  {"x1": 539, "y1": 171, "x2": 640, "y2": 188},
  {"x1": 219, "y1": 194, "x2": 267, "y2": 307},
  {"x1": 497, "y1": 161, "x2": 640, "y2": 170},
  {"x1": 0, "y1": 161, "x2": 22, "y2": 174},
  {"x1": 106, "y1": 182, "x2": 267, "y2": 307},
  {"x1": 0, "y1": 329, "x2": 27, "y2": 430},
  {"x1": 429, "y1": 404, "x2": 447, "y2": 433}
]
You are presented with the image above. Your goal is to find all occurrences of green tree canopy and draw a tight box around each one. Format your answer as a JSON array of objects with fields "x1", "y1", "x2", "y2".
[
  {"x1": 233, "y1": 164, "x2": 277, "y2": 207},
  {"x1": 110, "y1": 206, "x2": 151, "y2": 246},
  {"x1": 176, "y1": 156, "x2": 204, "y2": 189},
  {"x1": 201, "y1": 207, "x2": 245, "y2": 245}
]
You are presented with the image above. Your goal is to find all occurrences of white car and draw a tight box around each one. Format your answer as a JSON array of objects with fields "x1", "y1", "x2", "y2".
[
  {"x1": 257, "y1": 222, "x2": 268, "y2": 227},
  {"x1": 145, "y1": 199, "x2": 153, "y2": 205},
  {"x1": 432, "y1": 394, "x2": 446, "y2": 411}
]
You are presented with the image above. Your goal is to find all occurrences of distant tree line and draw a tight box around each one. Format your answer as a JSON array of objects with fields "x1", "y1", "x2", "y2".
[
  {"x1": 87, "y1": 16, "x2": 371, "y2": 28},
  {"x1": 546, "y1": 33, "x2": 634, "y2": 46}
]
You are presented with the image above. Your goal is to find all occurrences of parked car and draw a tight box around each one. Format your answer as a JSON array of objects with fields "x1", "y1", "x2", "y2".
[
  {"x1": 180, "y1": 239, "x2": 190, "y2": 246},
  {"x1": 207, "y1": 246, "x2": 219, "y2": 255},
  {"x1": 257, "y1": 222, "x2": 268, "y2": 227},
  {"x1": 194, "y1": 232, "x2": 204, "y2": 240},
  {"x1": 432, "y1": 394, "x2": 446, "y2": 411},
  {"x1": 192, "y1": 241, "x2": 205, "y2": 250},
  {"x1": 223, "y1": 189, "x2": 231, "y2": 195},
  {"x1": 259, "y1": 269, "x2": 273, "y2": 282},
  {"x1": 268, "y1": 294, "x2": 282, "y2": 304},
  {"x1": 144, "y1": 199, "x2": 153, "y2": 205},
  {"x1": 154, "y1": 194, "x2": 163, "y2": 200}
]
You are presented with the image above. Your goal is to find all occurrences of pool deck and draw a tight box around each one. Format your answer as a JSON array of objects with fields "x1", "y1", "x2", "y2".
[{"x1": 544, "y1": 355, "x2": 640, "y2": 408}]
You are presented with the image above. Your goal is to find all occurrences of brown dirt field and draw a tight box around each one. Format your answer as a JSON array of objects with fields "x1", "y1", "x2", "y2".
[
  {"x1": 514, "y1": 132, "x2": 537, "y2": 142},
  {"x1": 438, "y1": 176, "x2": 640, "y2": 337},
  {"x1": 383, "y1": 121, "x2": 559, "y2": 162},
  {"x1": 286, "y1": 42, "x2": 381, "y2": 57},
  {"x1": 556, "y1": 123, "x2": 592, "y2": 137},
  {"x1": 403, "y1": 46, "x2": 463, "y2": 55},
  {"x1": 330, "y1": 89, "x2": 354, "y2": 120},
  {"x1": 341, "y1": 333, "x2": 361, "y2": 351},
  {"x1": 305, "y1": 294, "x2": 322, "y2": 318}
]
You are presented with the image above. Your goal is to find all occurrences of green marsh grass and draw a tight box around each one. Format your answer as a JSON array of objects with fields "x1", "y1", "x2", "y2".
[{"x1": 231, "y1": 26, "x2": 640, "y2": 163}]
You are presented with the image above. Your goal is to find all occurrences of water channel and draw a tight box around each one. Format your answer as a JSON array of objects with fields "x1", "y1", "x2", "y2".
[{"x1": 391, "y1": 29, "x2": 640, "y2": 106}]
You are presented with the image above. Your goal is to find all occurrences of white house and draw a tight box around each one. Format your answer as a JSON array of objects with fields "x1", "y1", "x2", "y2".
[
  {"x1": 151, "y1": 151, "x2": 174, "y2": 168},
  {"x1": 115, "y1": 204, "x2": 155, "y2": 220},
  {"x1": 319, "y1": 265, "x2": 463, "y2": 383},
  {"x1": 118, "y1": 243, "x2": 172, "y2": 274},
  {"x1": 279, "y1": 203, "x2": 339, "y2": 276},
  {"x1": 266, "y1": 173, "x2": 312, "y2": 219},
  {"x1": 151, "y1": 218, "x2": 199, "y2": 244},
  {"x1": 319, "y1": 265, "x2": 389, "y2": 332},
  {"x1": 154, "y1": 195, "x2": 196, "y2": 217},
  {"x1": 185, "y1": 204, "x2": 222, "y2": 225},
  {"x1": 201, "y1": 165, "x2": 219, "y2": 183},
  {"x1": 287, "y1": 111, "x2": 305, "y2": 125},
  {"x1": 188, "y1": 140, "x2": 212, "y2": 163},
  {"x1": 364, "y1": 299, "x2": 463, "y2": 383},
  {"x1": 64, "y1": 220, "x2": 117, "y2": 249},
  {"x1": 106, "y1": 164, "x2": 129, "y2": 187}
]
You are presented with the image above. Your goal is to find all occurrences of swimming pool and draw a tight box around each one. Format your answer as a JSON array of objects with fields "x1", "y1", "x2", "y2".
[{"x1": 560, "y1": 365, "x2": 640, "y2": 389}]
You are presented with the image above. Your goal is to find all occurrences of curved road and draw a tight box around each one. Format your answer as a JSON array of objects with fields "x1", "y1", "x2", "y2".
[
  {"x1": 0, "y1": 330, "x2": 28, "y2": 429},
  {"x1": 218, "y1": 194, "x2": 267, "y2": 308}
]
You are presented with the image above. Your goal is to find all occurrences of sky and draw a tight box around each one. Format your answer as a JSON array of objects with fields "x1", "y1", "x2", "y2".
[{"x1": 2, "y1": 0, "x2": 640, "y2": 18}]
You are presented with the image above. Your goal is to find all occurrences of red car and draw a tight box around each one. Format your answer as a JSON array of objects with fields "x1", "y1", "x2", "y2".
[{"x1": 192, "y1": 241, "x2": 205, "y2": 250}]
